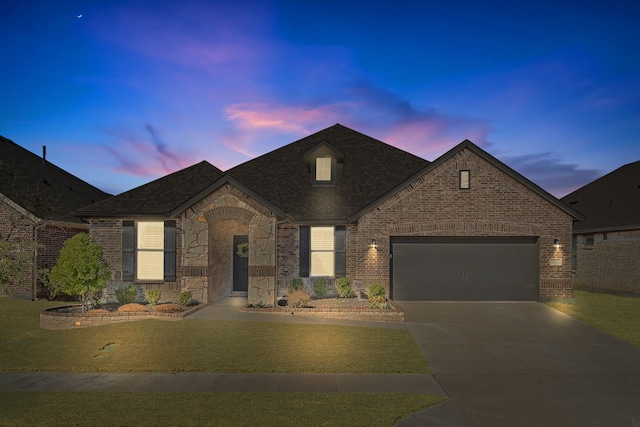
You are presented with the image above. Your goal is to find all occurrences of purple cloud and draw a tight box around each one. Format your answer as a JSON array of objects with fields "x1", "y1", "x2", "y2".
[{"x1": 500, "y1": 152, "x2": 602, "y2": 198}]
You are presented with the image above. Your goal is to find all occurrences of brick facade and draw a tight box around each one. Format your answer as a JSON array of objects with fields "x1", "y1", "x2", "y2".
[
  {"x1": 271, "y1": 148, "x2": 574, "y2": 301},
  {"x1": 573, "y1": 230, "x2": 640, "y2": 294},
  {"x1": 88, "y1": 218, "x2": 183, "y2": 304},
  {"x1": 1, "y1": 197, "x2": 88, "y2": 297},
  {"x1": 353, "y1": 149, "x2": 573, "y2": 300}
]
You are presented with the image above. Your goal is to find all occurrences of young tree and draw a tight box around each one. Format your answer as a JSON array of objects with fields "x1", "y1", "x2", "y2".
[{"x1": 50, "y1": 234, "x2": 111, "y2": 312}]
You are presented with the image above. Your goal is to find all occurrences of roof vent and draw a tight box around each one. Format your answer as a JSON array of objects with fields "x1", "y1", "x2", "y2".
[{"x1": 42, "y1": 145, "x2": 47, "y2": 165}]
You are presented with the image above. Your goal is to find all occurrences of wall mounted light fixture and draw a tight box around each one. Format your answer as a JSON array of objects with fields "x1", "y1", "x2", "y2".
[
  {"x1": 553, "y1": 238, "x2": 560, "y2": 248},
  {"x1": 371, "y1": 238, "x2": 377, "y2": 249}
]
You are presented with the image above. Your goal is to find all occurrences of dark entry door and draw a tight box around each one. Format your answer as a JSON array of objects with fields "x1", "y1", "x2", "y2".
[{"x1": 233, "y1": 235, "x2": 249, "y2": 292}]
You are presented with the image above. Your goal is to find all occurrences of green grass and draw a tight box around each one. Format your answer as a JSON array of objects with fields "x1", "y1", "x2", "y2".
[
  {"x1": 0, "y1": 298, "x2": 429, "y2": 373},
  {"x1": 546, "y1": 290, "x2": 640, "y2": 348},
  {"x1": 0, "y1": 392, "x2": 447, "y2": 427}
]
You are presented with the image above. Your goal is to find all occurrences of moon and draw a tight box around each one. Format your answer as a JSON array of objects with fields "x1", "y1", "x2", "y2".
[{"x1": 77, "y1": 14, "x2": 83, "y2": 18}]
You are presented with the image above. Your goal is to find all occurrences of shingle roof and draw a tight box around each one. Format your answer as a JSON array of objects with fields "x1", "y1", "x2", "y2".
[
  {"x1": 561, "y1": 161, "x2": 640, "y2": 232},
  {"x1": 75, "y1": 124, "x2": 429, "y2": 220},
  {"x1": 226, "y1": 124, "x2": 429, "y2": 221},
  {"x1": 0, "y1": 136, "x2": 111, "y2": 224},
  {"x1": 75, "y1": 161, "x2": 224, "y2": 217}
]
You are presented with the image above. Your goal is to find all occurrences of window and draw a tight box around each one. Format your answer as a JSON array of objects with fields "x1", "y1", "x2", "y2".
[
  {"x1": 122, "y1": 220, "x2": 176, "y2": 282},
  {"x1": 311, "y1": 226, "x2": 334, "y2": 276},
  {"x1": 459, "y1": 170, "x2": 470, "y2": 189},
  {"x1": 316, "y1": 157, "x2": 332, "y2": 181},
  {"x1": 299, "y1": 226, "x2": 346, "y2": 278},
  {"x1": 137, "y1": 222, "x2": 164, "y2": 280},
  {"x1": 585, "y1": 235, "x2": 594, "y2": 246}
]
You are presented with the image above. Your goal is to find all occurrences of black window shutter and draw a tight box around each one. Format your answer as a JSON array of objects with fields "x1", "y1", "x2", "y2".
[
  {"x1": 122, "y1": 221, "x2": 135, "y2": 281},
  {"x1": 164, "y1": 220, "x2": 176, "y2": 282},
  {"x1": 299, "y1": 226, "x2": 310, "y2": 278},
  {"x1": 334, "y1": 226, "x2": 346, "y2": 277}
]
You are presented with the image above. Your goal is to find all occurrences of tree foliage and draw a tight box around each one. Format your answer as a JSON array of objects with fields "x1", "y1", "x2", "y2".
[{"x1": 50, "y1": 234, "x2": 111, "y2": 312}]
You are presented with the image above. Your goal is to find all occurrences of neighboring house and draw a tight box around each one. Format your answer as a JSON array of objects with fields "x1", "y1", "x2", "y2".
[
  {"x1": 76, "y1": 124, "x2": 581, "y2": 304},
  {"x1": 561, "y1": 161, "x2": 640, "y2": 294},
  {"x1": 0, "y1": 136, "x2": 111, "y2": 297}
]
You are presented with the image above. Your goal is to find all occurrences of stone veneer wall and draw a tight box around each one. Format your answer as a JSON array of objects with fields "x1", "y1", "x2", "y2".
[
  {"x1": 573, "y1": 230, "x2": 640, "y2": 294},
  {"x1": 182, "y1": 184, "x2": 277, "y2": 305},
  {"x1": 355, "y1": 148, "x2": 574, "y2": 300}
]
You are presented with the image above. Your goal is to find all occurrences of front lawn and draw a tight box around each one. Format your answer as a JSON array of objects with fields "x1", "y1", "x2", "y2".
[
  {"x1": 0, "y1": 298, "x2": 429, "y2": 373},
  {"x1": 0, "y1": 392, "x2": 446, "y2": 427},
  {"x1": 546, "y1": 290, "x2": 640, "y2": 348}
]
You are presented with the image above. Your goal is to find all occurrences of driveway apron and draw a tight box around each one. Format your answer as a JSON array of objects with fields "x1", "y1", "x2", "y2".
[{"x1": 396, "y1": 301, "x2": 640, "y2": 427}]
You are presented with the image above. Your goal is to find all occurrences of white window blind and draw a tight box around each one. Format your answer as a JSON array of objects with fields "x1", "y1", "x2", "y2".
[
  {"x1": 137, "y1": 222, "x2": 164, "y2": 280},
  {"x1": 311, "y1": 226, "x2": 334, "y2": 276},
  {"x1": 316, "y1": 157, "x2": 332, "y2": 181}
]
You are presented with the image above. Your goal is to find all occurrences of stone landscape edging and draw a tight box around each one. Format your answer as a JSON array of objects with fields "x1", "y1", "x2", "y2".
[
  {"x1": 40, "y1": 303, "x2": 209, "y2": 330},
  {"x1": 241, "y1": 301, "x2": 404, "y2": 323}
]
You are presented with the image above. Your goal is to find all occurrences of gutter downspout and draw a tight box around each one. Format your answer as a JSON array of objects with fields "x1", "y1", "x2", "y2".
[{"x1": 274, "y1": 218, "x2": 290, "y2": 305}]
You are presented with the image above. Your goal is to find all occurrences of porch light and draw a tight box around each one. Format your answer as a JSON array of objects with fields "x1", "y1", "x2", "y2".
[
  {"x1": 371, "y1": 239, "x2": 377, "y2": 249},
  {"x1": 553, "y1": 238, "x2": 560, "y2": 248}
]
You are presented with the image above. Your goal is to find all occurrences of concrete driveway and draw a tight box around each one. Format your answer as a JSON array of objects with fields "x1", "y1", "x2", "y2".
[{"x1": 396, "y1": 301, "x2": 640, "y2": 427}]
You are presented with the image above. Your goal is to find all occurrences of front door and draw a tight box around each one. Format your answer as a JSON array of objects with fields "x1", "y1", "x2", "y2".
[{"x1": 232, "y1": 235, "x2": 249, "y2": 292}]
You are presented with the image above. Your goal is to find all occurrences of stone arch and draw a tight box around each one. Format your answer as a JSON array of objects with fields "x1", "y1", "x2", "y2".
[{"x1": 203, "y1": 206, "x2": 255, "y2": 224}]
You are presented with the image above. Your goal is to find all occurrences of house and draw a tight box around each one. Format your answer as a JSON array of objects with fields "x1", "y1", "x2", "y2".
[
  {"x1": 0, "y1": 136, "x2": 111, "y2": 297},
  {"x1": 561, "y1": 161, "x2": 640, "y2": 294},
  {"x1": 75, "y1": 124, "x2": 581, "y2": 304}
]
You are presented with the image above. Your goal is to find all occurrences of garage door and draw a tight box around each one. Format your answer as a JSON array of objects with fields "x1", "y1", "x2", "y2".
[{"x1": 391, "y1": 237, "x2": 538, "y2": 301}]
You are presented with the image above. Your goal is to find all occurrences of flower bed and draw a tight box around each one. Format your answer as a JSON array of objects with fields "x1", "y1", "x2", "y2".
[
  {"x1": 242, "y1": 298, "x2": 404, "y2": 323},
  {"x1": 40, "y1": 303, "x2": 208, "y2": 330}
]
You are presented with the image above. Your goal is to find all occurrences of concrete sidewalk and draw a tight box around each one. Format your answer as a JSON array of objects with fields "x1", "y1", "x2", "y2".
[{"x1": 0, "y1": 372, "x2": 445, "y2": 394}]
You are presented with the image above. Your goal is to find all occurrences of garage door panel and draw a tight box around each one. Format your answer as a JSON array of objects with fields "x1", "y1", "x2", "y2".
[{"x1": 391, "y1": 239, "x2": 538, "y2": 301}]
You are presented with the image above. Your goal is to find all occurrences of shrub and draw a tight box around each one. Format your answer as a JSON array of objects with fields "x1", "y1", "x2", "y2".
[
  {"x1": 117, "y1": 303, "x2": 148, "y2": 313},
  {"x1": 369, "y1": 283, "x2": 386, "y2": 298},
  {"x1": 146, "y1": 289, "x2": 162, "y2": 306},
  {"x1": 39, "y1": 268, "x2": 62, "y2": 301},
  {"x1": 50, "y1": 234, "x2": 111, "y2": 313},
  {"x1": 115, "y1": 284, "x2": 137, "y2": 306},
  {"x1": 289, "y1": 278, "x2": 304, "y2": 291},
  {"x1": 313, "y1": 278, "x2": 328, "y2": 298},
  {"x1": 179, "y1": 291, "x2": 193, "y2": 306},
  {"x1": 288, "y1": 288, "x2": 311, "y2": 308},
  {"x1": 336, "y1": 277, "x2": 352, "y2": 298},
  {"x1": 88, "y1": 288, "x2": 105, "y2": 310},
  {"x1": 87, "y1": 309, "x2": 110, "y2": 315},
  {"x1": 155, "y1": 303, "x2": 184, "y2": 313},
  {"x1": 368, "y1": 295, "x2": 390, "y2": 309}
]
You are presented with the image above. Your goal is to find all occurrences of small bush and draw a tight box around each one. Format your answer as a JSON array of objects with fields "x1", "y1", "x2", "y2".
[
  {"x1": 287, "y1": 289, "x2": 311, "y2": 308},
  {"x1": 115, "y1": 284, "x2": 137, "y2": 306},
  {"x1": 313, "y1": 278, "x2": 328, "y2": 298},
  {"x1": 179, "y1": 291, "x2": 193, "y2": 306},
  {"x1": 336, "y1": 277, "x2": 352, "y2": 298},
  {"x1": 87, "y1": 308, "x2": 110, "y2": 315},
  {"x1": 88, "y1": 288, "x2": 105, "y2": 310},
  {"x1": 117, "y1": 303, "x2": 148, "y2": 313},
  {"x1": 368, "y1": 295, "x2": 390, "y2": 309},
  {"x1": 289, "y1": 278, "x2": 304, "y2": 291},
  {"x1": 155, "y1": 303, "x2": 184, "y2": 313},
  {"x1": 369, "y1": 283, "x2": 386, "y2": 298},
  {"x1": 146, "y1": 289, "x2": 162, "y2": 306}
]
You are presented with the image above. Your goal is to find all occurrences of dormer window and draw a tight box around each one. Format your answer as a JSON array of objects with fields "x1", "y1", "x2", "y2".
[
  {"x1": 303, "y1": 141, "x2": 344, "y2": 186},
  {"x1": 316, "y1": 157, "x2": 332, "y2": 181}
]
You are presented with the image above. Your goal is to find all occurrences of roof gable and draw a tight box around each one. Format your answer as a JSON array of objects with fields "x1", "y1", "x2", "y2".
[
  {"x1": 350, "y1": 139, "x2": 583, "y2": 222},
  {"x1": 561, "y1": 160, "x2": 640, "y2": 232},
  {"x1": 0, "y1": 136, "x2": 111, "y2": 223}
]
